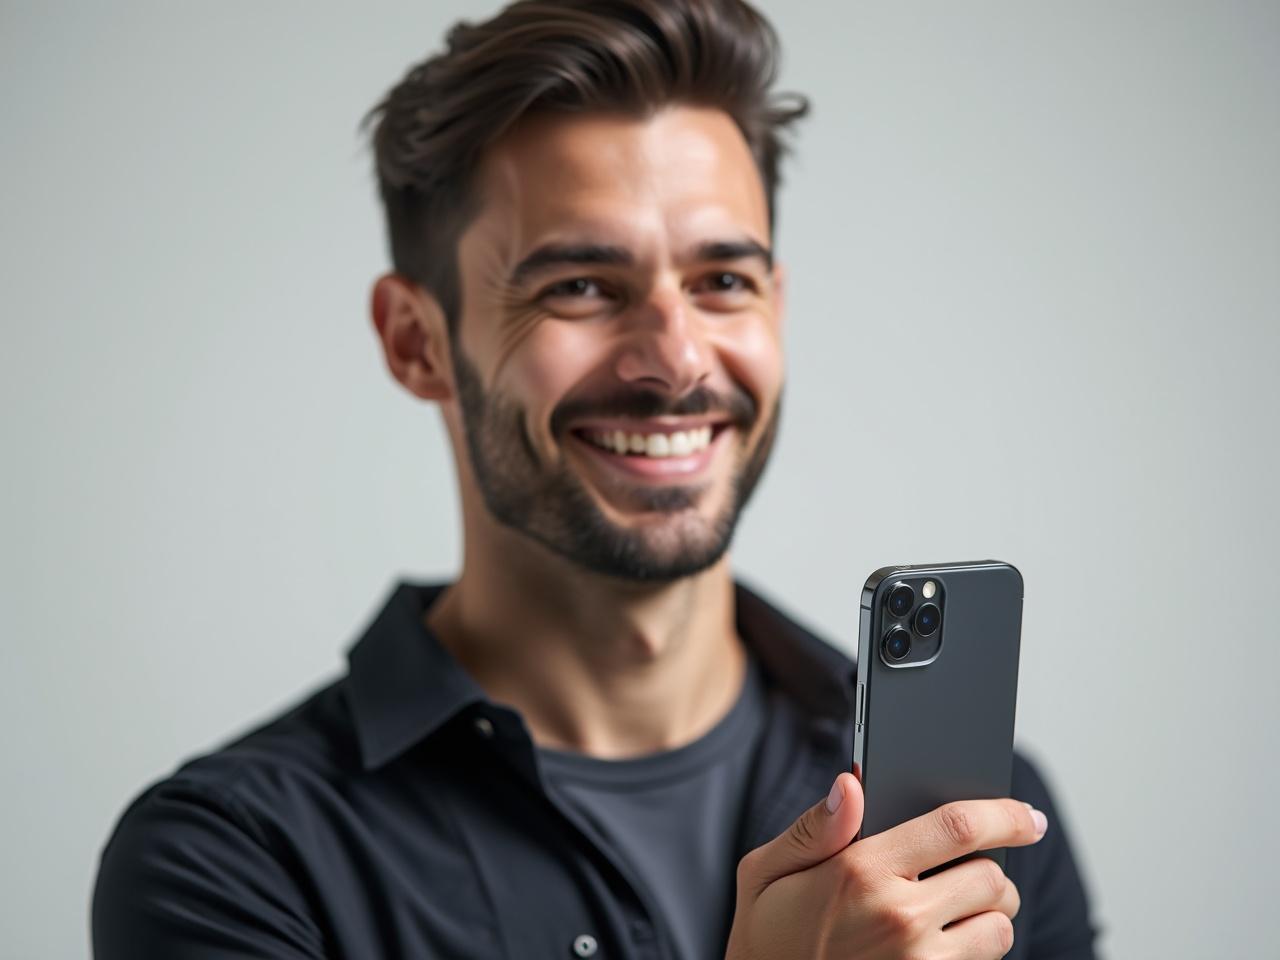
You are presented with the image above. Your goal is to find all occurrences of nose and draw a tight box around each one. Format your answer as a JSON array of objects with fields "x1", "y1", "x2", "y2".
[{"x1": 613, "y1": 284, "x2": 713, "y2": 396}]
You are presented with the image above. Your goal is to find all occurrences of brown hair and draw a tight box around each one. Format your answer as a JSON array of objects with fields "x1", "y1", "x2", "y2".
[{"x1": 363, "y1": 0, "x2": 809, "y2": 334}]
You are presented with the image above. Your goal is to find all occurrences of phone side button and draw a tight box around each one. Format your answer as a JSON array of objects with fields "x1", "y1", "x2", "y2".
[{"x1": 856, "y1": 681, "x2": 866, "y2": 731}]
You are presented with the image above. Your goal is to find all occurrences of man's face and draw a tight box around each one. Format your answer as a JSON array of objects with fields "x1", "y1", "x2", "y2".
[{"x1": 448, "y1": 105, "x2": 785, "y2": 583}]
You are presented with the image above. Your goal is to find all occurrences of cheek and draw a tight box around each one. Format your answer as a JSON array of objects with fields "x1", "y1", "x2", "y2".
[
  {"x1": 711, "y1": 316, "x2": 785, "y2": 405},
  {"x1": 495, "y1": 323, "x2": 611, "y2": 436}
]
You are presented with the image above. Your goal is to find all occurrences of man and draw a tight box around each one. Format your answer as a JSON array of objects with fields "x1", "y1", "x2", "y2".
[{"x1": 93, "y1": 1, "x2": 1097, "y2": 957}]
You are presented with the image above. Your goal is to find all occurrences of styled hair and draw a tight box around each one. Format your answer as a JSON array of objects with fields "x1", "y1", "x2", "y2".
[{"x1": 363, "y1": 0, "x2": 809, "y2": 334}]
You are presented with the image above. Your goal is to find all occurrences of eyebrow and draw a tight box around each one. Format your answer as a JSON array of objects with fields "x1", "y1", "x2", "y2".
[
  {"x1": 692, "y1": 239, "x2": 774, "y2": 271},
  {"x1": 507, "y1": 243, "x2": 633, "y2": 288},
  {"x1": 506, "y1": 237, "x2": 773, "y2": 288}
]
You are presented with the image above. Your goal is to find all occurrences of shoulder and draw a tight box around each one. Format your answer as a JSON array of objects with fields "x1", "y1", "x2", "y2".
[
  {"x1": 1006, "y1": 749, "x2": 1100, "y2": 958},
  {"x1": 100, "y1": 674, "x2": 361, "y2": 848},
  {"x1": 1009, "y1": 748, "x2": 1088, "y2": 870},
  {"x1": 92, "y1": 679, "x2": 356, "y2": 957},
  {"x1": 1010, "y1": 749, "x2": 1056, "y2": 811},
  {"x1": 162, "y1": 676, "x2": 360, "y2": 812}
]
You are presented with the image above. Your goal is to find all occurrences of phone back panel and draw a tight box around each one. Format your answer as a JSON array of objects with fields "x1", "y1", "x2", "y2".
[{"x1": 853, "y1": 561, "x2": 1023, "y2": 867}]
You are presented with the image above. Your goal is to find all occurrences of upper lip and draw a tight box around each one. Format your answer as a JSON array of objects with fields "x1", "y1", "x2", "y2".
[{"x1": 568, "y1": 416, "x2": 731, "y2": 436}]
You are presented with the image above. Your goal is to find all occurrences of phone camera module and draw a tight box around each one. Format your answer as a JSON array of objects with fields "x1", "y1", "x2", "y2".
[
  {"x1": 887, "y1": 584, "x2": 915, "y2": 618},
  {"x1": 913, "y1": 603, "x2": 941, "y2": 637},
  {"x1": 883, "y1": 627, "x2": 912, "y2": 662}
]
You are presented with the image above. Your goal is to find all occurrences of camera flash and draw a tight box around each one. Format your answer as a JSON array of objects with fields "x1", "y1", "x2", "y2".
[{"x1": 922, "y1": 580, "x2": 937, "y2": 599}]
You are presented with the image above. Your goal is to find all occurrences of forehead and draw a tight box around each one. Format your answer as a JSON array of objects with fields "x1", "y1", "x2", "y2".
[{"x1": 463, "y1": 105, "x2": 770, "y2": 259}]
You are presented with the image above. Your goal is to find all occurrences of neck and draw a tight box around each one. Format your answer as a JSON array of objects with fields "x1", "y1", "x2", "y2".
[{"x1": 426, "y1": 524, "x2": 746, "y2": 759}]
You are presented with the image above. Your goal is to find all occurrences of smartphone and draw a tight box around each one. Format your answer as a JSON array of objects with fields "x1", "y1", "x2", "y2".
[{"x1": 852, "y1": 560, "x2": 1023, "y2": 871}]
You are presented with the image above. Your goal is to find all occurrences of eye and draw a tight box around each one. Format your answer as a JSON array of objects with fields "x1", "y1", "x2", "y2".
[
  {"x1": 690, "y1": 271, "x2": 759, "y2": 302},
  {"x1": 541, "y1": 277, "x2": 608, "y2": 299},
  {"x1": 536, "y1": 276, "x2": 617, "y2": 318},
  {"x1": 704, "y1": 272, "x2": 751, "y2": 292}
]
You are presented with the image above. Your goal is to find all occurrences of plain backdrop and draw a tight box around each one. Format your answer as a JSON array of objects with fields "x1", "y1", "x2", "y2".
[{"x1": 3, "y1": 1, "x2": 1277, "y2": 957}]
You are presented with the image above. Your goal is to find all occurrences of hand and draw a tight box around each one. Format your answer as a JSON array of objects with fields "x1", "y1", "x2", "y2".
[{"x1": 724, "y1": 773, "x2": 1048, "y2": 959}]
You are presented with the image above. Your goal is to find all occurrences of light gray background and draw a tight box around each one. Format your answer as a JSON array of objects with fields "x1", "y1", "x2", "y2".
[{"x1": 3, "y1": 2, "x2": 1277, "y2": 957}]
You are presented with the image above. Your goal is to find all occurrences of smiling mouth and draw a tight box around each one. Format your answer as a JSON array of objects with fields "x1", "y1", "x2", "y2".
[{"x1": 569, "y1": 422, "x2": 730, "y2": 459}]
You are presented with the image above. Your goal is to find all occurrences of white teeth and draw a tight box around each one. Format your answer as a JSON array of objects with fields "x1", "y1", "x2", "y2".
[
  {"x1": 647, "y1": 433, "x2": 671, "y2": 456},
  {"x1": 584, "y1": 425, "x2": 718, "y2": 458}
]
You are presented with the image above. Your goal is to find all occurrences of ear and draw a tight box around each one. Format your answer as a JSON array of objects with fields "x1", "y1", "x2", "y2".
[{"x1": 369, "y1": 273, "x2": 453, "y2": 401}]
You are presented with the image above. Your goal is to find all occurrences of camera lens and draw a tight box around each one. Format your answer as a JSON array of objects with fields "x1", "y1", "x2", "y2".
[
  {"x1": 883, "y1": 627, "x2": 912, "y2": 661},
  {"x1": 887, "y1": 584, "x2": 915, "y2": 618},
  {"x1": 914, "y1": 603, "x2": 941, "y2": 637}
]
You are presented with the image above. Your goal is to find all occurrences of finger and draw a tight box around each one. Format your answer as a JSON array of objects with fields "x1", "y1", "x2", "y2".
[
  {"x1": 738, "y1": 772, "x2": 864, "y2": 896},
  {"x1": 862, "y1": 799, "x2": 1046, "y2": 879},
  {"x1": 920, "y1": 856, "x2": 1021, "y2": 927},
  {"x1": 941, "y1": 909, "x2": 1016, "y2": 960}
]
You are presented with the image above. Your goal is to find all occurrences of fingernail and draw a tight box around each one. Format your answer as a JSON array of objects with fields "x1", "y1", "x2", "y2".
[
  {"x1": 825, "y1": 776, "x2": 844, "y2": 814},
  {"x1": 1030, "y1": 808, "x2": 1048, "y2": 837}
]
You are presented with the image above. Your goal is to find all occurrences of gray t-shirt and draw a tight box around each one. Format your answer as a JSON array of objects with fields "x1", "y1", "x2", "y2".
[{"x1": 536, "y1": 653, "x2": 769, "y2": 960}]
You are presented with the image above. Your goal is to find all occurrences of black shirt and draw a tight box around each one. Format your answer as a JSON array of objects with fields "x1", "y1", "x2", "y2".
[{"x1": 92, "y1": 580, "x2": 1098, "y2": 959}]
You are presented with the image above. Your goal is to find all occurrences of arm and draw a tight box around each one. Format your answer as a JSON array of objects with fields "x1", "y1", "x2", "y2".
[{"x1": 92, "y1": 778, "x2": 326, "y2": 959}]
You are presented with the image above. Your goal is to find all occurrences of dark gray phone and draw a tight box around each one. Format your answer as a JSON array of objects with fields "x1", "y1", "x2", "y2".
[{"x1": 852, "y1": 560, "x2": 1023, "y2": 871}]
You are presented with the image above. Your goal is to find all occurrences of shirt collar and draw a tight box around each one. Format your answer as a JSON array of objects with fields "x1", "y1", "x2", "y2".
[{"x1": 344, "y1": 579, "x2": 857, "y2": 771}]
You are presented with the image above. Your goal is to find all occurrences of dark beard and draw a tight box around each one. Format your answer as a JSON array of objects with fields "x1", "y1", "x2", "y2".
[{"x1": 450, "y1": 343, "x2": 780, "y2": 583}]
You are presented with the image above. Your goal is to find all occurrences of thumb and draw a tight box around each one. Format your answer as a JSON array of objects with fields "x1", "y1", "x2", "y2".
[{"x1": 739, "y1": 771, "x2": 864, "y2": 897}]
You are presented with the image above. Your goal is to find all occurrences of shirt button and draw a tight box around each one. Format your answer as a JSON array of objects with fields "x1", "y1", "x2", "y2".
[
  {"x1": 473, "y1": 717, "x2": 495, "y2": 738},
  {"x1": 571, "y1": 933, "x2": 598, "y2": 957}
]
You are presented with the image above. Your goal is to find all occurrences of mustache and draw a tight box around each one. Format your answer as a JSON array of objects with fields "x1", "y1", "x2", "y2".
[{"x1": 550, "y1": 384, "x2": 758, "y2": 437}]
